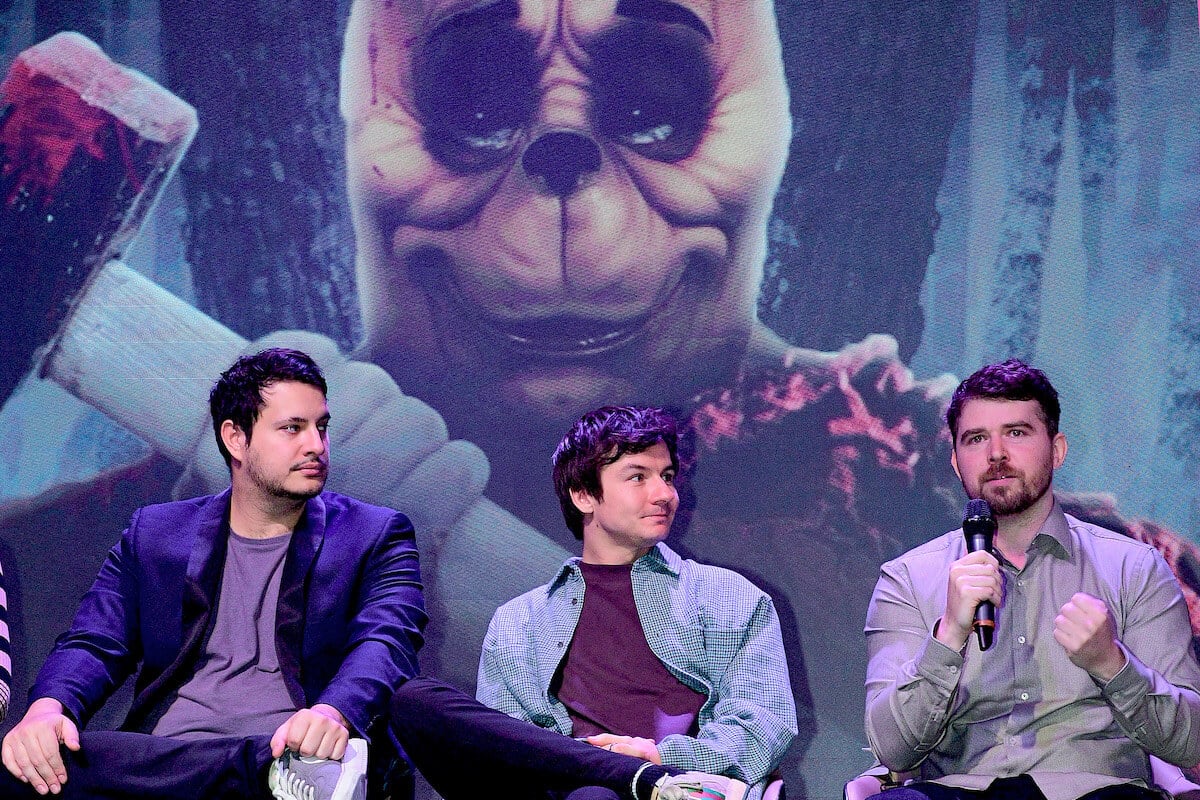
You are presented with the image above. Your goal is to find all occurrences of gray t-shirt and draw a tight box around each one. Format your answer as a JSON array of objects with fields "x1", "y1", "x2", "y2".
[{"x1": 153, "y1": 531, "x2": 298, "y2": 739}]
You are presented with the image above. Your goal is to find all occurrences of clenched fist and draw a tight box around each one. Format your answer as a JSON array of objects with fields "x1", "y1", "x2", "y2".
[{"x1": 1054, "y1": 592, "x2": 1126, "y2": 682}]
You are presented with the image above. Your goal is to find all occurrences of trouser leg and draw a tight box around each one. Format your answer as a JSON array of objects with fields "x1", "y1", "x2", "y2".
[
  {"x1": 1078, "y1": 784, "x2": 1171, "y2": 799},
  {"x1": 867, "y1": 785, "x2": 978, "y2": 800},
  {"x1": 870, "y1": 775, "x2": 1166, "y2": 800},
  {"x1": 869, "y1": 775, "x2": 1048, "y2": 800},
  {"x1": 0, "y1": 731, "x2": 274, "y2": 799},
  {"x1": 390, "y1": 678, "x2": 668, "y2": 800},
  {"x1": 563, "y1": 788, "x2": 622, "y2": 800}
]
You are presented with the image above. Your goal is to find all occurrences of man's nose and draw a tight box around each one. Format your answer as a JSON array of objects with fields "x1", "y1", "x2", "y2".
[
  {"x1": 521, "y1": 130, "x2": 601, "y2": 196},
  {"x1": 987, "y1": 438, "x2": 1007, "y2": 462},
  {"x1": 304, "y1": 427, "x2": 327, "y2": 455},
  {"x1": 650, "y1": 478, "x2": 677, "y2": 505}
]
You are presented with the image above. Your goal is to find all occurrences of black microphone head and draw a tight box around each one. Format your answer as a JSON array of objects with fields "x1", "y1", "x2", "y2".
[
  {"x1": 963, "y1": 498, "x2": 996, "y2": 552},
  {"x1": 964, "y1": 498, "x2": 992, "y2": 523}
]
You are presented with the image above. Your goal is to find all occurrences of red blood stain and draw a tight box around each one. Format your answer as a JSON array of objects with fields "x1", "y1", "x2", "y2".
[{"x1": 0, "y1": 61, "x2": 116, "y2": 208}]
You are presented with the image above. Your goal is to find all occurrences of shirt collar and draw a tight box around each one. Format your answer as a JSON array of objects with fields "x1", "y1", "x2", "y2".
[
  {"x1": 1030, "y1": 499, "x2": 1073, "y2": 561},
  {"x1": 548, "y1": 541, "x2": 682, "y2": 591}
]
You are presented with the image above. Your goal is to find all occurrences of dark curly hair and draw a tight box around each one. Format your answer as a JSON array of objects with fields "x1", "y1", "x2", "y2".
[
  {"x1": 552, "y1": 406, "x2": 679, "y2": 539},
  {"x1": 946, "y1": 358, "x2": 1060, "y2": 440},
  {"x1": 210, "y1": 348, "x2": 327, "y2": 468}
]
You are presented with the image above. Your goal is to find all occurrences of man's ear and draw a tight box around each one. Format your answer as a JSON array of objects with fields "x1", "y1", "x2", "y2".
[
  {"x1": 950, "y1": 445, "x2": 961, "y2": 481},
  {"x1": 570, "y1": 487, "x2": 596, "y2": 515},
  {"x1": 221, "y1": 420, "x2": 247, "y2": 465},
  {"x1": 1051, "y1": 431, "x2": 1068, "y2": 469}
]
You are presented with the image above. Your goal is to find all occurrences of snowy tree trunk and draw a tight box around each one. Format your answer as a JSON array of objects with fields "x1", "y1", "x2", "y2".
[
  {"x1": 762, "y1": 0, "x2": 976, "y2": 361},
  {"x1": 158, "y1": 0, "x2": 359, "y2": 349}
]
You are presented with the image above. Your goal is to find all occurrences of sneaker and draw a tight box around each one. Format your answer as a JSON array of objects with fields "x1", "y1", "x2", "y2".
[
  {"x1": 651, "y1": 771, "x2": 748, "y2": 800},
  {"x1": 268, "y1": 737, "x2": 368, "y2": 800}
]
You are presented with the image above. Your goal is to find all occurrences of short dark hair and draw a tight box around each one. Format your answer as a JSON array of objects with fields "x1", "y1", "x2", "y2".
[
  {"x1": 552, "y1": 406, "x2": 679, "y2": 540},
  {"x1": 210, "y1": 348, "x2": 327, "y2": 468},
  {"x1": 946, "y1": 358, "x2": 1060, "y2": 440}
]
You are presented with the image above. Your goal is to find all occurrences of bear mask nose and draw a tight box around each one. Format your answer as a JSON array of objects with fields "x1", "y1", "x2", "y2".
[{"x1": 522, "y1": 130, "x2": 602, "y2": 196}]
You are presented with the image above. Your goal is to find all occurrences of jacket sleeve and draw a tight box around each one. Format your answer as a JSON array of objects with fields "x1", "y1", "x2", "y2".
[
  {"x1": 30, "y1": 515, "x2": 144, "y2": 726},
  {"x1": 863, "y1": 559, "x2": 963, "y2": 771},
  {"x1": 316, "y1": 511, "x2": 427, "y2": 736},
  {"x1": 656, "y1": 593, "x2": 798, "y2": 785}
]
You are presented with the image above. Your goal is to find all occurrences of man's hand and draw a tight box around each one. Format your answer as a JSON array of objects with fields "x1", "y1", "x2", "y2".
[
  {"x1": 936, "y1": 550, "x2": 1003, "y2": 652},
  {"x1": 1054, "y1": 592, "x2": 1126, "y2": 682},
  {"x1": 270, "y1": 704, "x2": 350, "y2": 760},
  {"x1": 1, "y1": 697, "x2": 80, "y2": 795},
  {"x1": 584, "y1": 734, "x2": 662, "y2": 764}
]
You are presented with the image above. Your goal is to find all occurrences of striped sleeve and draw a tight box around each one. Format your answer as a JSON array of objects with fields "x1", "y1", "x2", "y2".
[{"x1": 0, "y1": 560, "x2": 10, "y2": 721}]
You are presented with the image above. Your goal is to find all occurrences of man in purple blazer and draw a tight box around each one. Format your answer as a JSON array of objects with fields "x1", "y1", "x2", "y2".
[{"x1": 0, "y1": 348, "x2": 426, "y2": 800}]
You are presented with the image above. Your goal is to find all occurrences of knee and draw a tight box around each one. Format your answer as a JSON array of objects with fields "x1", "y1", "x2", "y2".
[
  {"x1": 866, "y1": 790, "x2": 941, "y2": 800},
  {"x1": 390, "y1": 676, "x2": 472, "y2": 736},
  {"x1": 566, "y1": 787, "x2": 621, "y2": 800},
  {"x1": 390, "y1": 677, "x2": 443, "y2": 726}
]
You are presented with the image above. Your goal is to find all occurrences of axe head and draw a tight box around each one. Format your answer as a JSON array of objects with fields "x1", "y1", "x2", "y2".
[{"x1": 0, "y1": 32, "x2": 197, "y2": 405}]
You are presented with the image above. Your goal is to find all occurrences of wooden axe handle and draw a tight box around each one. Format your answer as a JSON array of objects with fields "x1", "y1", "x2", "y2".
[{"x1": 44, "y1": 260, "x2": 246, "y2": 464}]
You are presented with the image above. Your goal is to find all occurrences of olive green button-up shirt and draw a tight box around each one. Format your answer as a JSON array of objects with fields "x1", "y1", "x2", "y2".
[{"x1": 865, "y1": 502, "x2": 1200, "y2": 800}]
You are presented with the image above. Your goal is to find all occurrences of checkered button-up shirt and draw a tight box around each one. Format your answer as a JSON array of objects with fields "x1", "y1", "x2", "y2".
[{"x1": 477, "y1": 543, "x2": 797, "y2": 797}]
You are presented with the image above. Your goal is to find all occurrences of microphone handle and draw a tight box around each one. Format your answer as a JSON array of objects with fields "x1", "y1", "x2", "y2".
[
  {"x1": 974, "y1": 601, "x2": 995, "y2": 651},
  {"x1": 963, "y1": 527, "x2": 996, "y2": 651}
]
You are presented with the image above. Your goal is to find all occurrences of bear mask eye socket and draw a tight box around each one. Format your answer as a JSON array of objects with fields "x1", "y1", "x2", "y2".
[
  {"x1": 413, "y1": 2, "x2": 540, "y2": 173},
  {"x1": 587, "y1": 21, "x2": 714, "y2": 163}
]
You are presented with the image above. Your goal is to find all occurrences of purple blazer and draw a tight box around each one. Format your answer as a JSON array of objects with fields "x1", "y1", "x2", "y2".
[{"x1": 31, "y1": 489, "x2": 426, "y2": 744}]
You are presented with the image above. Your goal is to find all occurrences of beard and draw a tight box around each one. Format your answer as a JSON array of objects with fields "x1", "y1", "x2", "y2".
[
  {"x1": 976, "y1": 463, "x2": 1052, "y2": 516},
  {"x1": 245, "y1": 455, "x2": 326, "y2": 503}
]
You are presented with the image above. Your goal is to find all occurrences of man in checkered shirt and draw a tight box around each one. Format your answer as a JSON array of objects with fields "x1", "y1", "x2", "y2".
[{"x1": 391, "y1": 405, "x2": 797, "y2": 800}]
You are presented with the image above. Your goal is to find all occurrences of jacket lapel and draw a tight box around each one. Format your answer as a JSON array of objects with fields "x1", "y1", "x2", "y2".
[
  {"x1": 276, "y1": 493, "x2": 326, "y2": 707},
  {"x1": 179, "y1": 488, "x2": 233, "y2": 660},
  {"x1": 130, "y1": 489, "x2": 231, "y2": 726}
]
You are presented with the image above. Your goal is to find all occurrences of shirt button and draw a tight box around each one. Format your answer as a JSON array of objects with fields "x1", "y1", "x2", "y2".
[
  {"x1": 557, "y1": 641, "x2": 564, "y2": 648},
  {"x1": 571, "y1": 598, "x2": 578, "y2": 605},
  {"x1": 949, "y1": 665, "x2": 958, "y2": 673},
  {"x1": 1017, "y1": 636, "x2": 1026, "y2": 644},
  {"x1": 1020, "y1": 692, "x2": 1029, "y2": 701},
  {"x1": 1017, "y1": 579, "x2": 1025, "y2": 587}
]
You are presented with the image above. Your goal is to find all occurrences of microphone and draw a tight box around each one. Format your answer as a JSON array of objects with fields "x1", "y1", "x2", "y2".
[{"x1": 962, "y1": 499, "x2": 997, "y2": 651}]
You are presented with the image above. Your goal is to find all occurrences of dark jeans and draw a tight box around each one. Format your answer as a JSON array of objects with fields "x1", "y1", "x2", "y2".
[
  {"x1": 869, "y1": 774, "x2": 1169, "y2": 800},
  {"x1": 0, "y1": 731, "x2": 273, "y2": 799},
  {"x1": 390, "y1": 677, "x2": 671, "y2": 800}
]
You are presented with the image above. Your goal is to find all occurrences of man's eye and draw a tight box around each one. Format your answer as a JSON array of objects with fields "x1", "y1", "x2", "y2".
[
  {"x1": 412, "y1": 4, "x2": 540, "y2": 172},
  {"x1": 663, "y1": 473, "x2": 675, "y2": 484},
  {"x1": 1009, "y1": 429, "x2": 1026, "y2": 437},
  {"x1": 586, "y1": 23, "x2": 714, "y2": 162}
]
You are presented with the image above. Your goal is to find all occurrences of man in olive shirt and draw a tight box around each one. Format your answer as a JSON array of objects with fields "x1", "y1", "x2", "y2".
[{"x1": 864, "y1": 360, "x2": 1200, "y2": 800}]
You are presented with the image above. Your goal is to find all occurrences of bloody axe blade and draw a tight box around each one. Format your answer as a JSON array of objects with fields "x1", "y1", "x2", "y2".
[{"x1": 0, "y1": 31, "x2": 197, "y2": 407}]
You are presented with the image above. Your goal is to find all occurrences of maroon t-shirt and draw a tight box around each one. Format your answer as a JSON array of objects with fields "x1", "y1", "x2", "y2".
[{"x1": 553, "y1": 562, "x2": 705, "y2": 740}]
